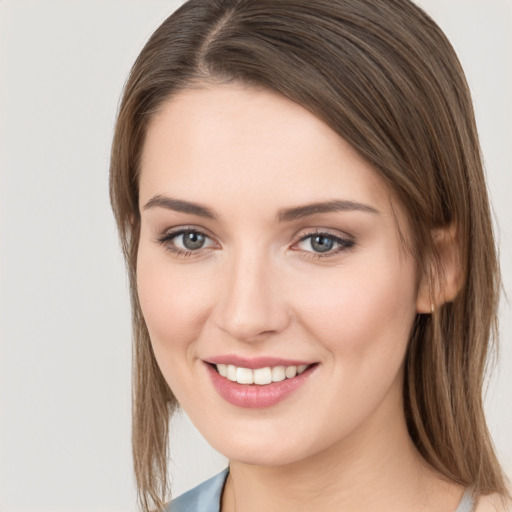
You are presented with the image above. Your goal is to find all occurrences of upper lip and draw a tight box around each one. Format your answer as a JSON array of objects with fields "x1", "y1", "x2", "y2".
[{"x1": 205, "y1": 355, "x2": 315, "y2": 369}]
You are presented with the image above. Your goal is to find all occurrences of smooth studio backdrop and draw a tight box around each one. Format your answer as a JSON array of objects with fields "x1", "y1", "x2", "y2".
[{"x1": 0, "y1": 1, "x2": 511, "y2": 511}]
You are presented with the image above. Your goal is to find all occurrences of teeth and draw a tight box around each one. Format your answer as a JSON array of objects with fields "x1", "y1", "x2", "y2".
[
  {"x1": 236, "y1": 367, "x2": 253, "y2": 385},
  {"x1": 227, "y1": 364, "x2": 237, "y2": 382},
  {"x1": 285, "y1": 366, "x2": 297, "y2": 378},
  {"x1": 271, "y1": 366, "x2": 286, "y2": 382},
  {"x1": 216, "y1": 363, "x2": 310, "y2": 385},
  {"x1": 217, "y1": 364, "x2": 227, "y2": 377},
  {"x1": 253, "y1": 367, "x2": 272, "y2": 385}
]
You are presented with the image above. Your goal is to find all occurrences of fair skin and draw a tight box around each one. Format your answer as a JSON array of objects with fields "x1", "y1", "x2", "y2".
[{"x1": 136, "y1": 83, "x2": 482, "y2": 512}]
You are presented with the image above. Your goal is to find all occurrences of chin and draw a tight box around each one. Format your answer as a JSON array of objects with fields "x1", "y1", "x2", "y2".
[
  {"x1": 219, "y1": 441, "x2": 305, "y2": 467},
  {"x1": 198, "y1": 419, "x2": 323, "y2": 468}
]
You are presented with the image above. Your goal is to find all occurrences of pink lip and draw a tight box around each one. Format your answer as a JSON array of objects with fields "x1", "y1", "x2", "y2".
[
  {"x1": 206, "y1": 354, "x2": 313, "y2": 369},
  {"x1": 204, "y1": 361, "x2": 317, "y2": 409}
]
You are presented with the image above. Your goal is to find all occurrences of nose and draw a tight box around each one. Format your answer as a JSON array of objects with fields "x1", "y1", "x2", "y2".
[{"x1": 212, "y1": 248, "x2": 291, "y2": 342}]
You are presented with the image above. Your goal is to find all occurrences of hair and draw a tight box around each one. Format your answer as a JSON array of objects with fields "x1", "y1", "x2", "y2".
[{"x1": 109, "y1": 0, "x2": 508, "y2": 510}]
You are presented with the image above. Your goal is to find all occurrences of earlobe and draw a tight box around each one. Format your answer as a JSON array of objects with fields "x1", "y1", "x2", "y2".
[{"x1": 416, "y1": 224, "x2": 462, "y2": 313}]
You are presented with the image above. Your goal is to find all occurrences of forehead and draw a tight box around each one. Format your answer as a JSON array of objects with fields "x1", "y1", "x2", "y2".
[{"x1": 139, "y1": 84, "x2": 394, "y2": 219}]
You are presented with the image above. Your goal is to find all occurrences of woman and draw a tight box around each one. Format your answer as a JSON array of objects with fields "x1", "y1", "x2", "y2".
[{"x1": 109, "y1": 0, "x2": 511, "y2": 511}]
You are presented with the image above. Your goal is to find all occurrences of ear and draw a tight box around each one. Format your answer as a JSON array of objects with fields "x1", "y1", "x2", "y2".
[{"x1": 416, "y1": 224, "x2": 462, "y2": 313}]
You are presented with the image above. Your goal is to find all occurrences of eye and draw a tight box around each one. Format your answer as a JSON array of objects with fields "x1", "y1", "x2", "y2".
[
  {"x1": 157, "y1": 228, "x2": 217, "y2": 255},
  {"x1": 295, "y1": 232, "x2": 354, "y2": 256},
  {"x1": 176, "y1": 231, "x2": 208, "y2": 250}
]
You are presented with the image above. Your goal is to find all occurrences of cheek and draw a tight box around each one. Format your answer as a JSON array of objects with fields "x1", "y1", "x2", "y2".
[
  {"x1": 294, "y1": 250, "x2": 418, "y2": 359},
  {"x1": 136, "y1": 245, "x2": 215, "y2": 355},
  {"x1": 283, "y1": 251, "x2": 419, "y2": 441},
  {"x1": 136, "y1": 246, "x2": 223, "y2": 406}
]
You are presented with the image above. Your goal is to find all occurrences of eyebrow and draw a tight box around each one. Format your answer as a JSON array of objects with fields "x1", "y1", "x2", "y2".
[
  {"x1": 276, "y1": 200, "x2": 379, "y2": 222},
  {"x1": 143, "y1": 195, "x2": 379, "y2": 221},
  {"x1": 143, "y1": 195, "x2": 217, "y2": 219}
]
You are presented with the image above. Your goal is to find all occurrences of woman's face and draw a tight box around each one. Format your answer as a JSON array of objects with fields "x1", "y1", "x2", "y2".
[{"x1": 137, "y1": 84, "x2": 421, "y2": 466}]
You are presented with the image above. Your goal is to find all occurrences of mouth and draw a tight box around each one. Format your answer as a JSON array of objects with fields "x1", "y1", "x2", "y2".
[
  {"x1": 210, "y1": 362, "x2": 311, "y2": 385},
  {"x1": 204, "y1": 359, "x2": 318, "y2": 408}
]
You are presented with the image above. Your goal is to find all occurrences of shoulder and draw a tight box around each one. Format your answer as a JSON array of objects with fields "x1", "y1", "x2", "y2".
[
  {"x1": 166, "y1": 468, "x2": 229, "y2": 512},
  {"x1": 474, "y1": 493, "x2": 512, "y2": 512}
]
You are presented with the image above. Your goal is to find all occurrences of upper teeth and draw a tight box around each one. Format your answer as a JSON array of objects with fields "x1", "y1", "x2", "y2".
[{"x1": 216, "y1": 364, "x2": 309, "y2": 385}]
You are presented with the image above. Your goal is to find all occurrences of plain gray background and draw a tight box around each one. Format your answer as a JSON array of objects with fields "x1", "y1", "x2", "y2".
[{"x1": 0, "y1": 1, "x2": 510, "y2": 510}]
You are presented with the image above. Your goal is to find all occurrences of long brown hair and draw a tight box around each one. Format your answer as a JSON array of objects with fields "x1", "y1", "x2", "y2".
[{"x1": 109, "y1": 1, "x2": 508, "y2": 509}]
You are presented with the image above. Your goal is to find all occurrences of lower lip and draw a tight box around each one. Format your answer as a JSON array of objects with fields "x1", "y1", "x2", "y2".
[{"x1": 205, "y1": 363, "x2": 317, "y2": 408}]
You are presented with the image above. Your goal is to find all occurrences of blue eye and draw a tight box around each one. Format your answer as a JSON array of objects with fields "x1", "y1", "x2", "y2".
[
  {"x1": 178, "y1": 231, "x2": 207, "y2": 250},
  {"x1": 297, "y1": 232, "x2": 354, "y2": 255},
  {"x1": 157, "y1": 229, "x2": 216, "y2": 254},
  {"x1": 309, "y1": 234, "x2": 335, "y2": 253}
]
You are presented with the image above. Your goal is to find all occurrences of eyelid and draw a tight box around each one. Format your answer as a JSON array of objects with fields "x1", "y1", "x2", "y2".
[
  {"x1": 157, "y1": 223, "x2": 216, "y2": 239},
  {"x1": 291, "y1": 228, "x2": 355, "y2": 257},
  {"x1": 155, "y1": 225, "x2": 354, "y2": 259},
  {"x1": 156, "y1": 225, "x2": 219, "y2": 255}
]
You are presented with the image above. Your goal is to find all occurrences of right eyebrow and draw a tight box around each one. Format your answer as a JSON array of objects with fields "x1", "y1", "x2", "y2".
[{"x1": 142, "y1": 195, "x2": 217, "y2": 219}]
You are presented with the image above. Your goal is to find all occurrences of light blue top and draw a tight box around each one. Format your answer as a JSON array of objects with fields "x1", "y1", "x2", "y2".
[
  {"x1": 167, "y1": 468, "x2": 476, "y2": 512},
  {"x1": 167, "y1": 469, "x2": 229, "y2": 512}
]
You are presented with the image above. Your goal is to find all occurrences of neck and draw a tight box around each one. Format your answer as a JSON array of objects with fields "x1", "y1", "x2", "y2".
[{"x1": 221, "y1": 393, "x2": 463, "y2": 512}]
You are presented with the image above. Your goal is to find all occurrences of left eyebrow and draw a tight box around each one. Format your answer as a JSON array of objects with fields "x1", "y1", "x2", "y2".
[{"x1": 277, "y1": 200, "x2": 379, "y2": 222}]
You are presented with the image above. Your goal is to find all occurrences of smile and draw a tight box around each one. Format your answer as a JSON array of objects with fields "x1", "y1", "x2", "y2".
[
  {"x1": 215, "y1": 363, "x2": 309, "y2": 385},
  {"x1": 205, "y1": 359, "x2": 318, "y2": 408}
]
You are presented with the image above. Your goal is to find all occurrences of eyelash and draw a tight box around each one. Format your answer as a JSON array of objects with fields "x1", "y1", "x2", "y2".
[
  {"x1": 156, "y1": 227, "x2": 355, "y2": 259},
  {"x1": 156, "y1": 227, "x2": 216, "y2": 258},
  {"x1": 294, "y1": 230, "x2": 355, "y2": 259}
]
